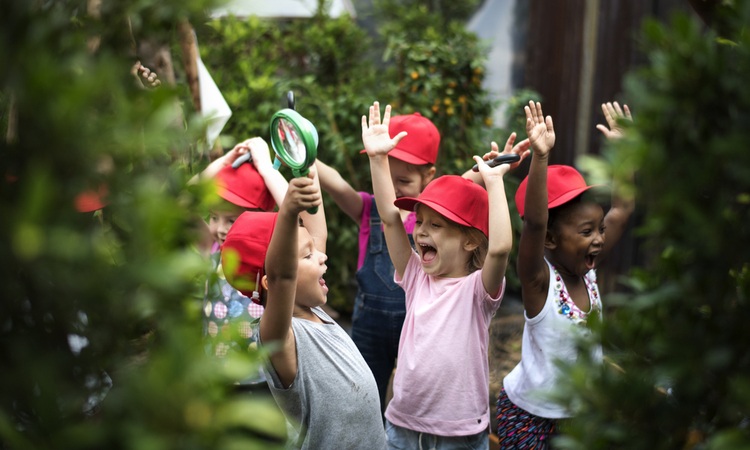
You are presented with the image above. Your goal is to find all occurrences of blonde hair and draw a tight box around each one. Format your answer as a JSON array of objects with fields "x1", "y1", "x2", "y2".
[{"x1": 461, "y1": 226, "x2": 488, "y2": 273}]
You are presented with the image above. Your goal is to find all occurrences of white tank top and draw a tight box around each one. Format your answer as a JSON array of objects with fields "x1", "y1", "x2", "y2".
[{"x1": 503, "y1": 259, "x2": 602, "y2": 418}]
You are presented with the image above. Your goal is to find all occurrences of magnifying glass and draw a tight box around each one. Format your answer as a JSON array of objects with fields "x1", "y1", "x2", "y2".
[
  {"x1": 269, "y1": 107, "x2": 319, "y2": 213},
  {"x1": 231, "y1": 91, "x2": 298, "y2": 169}
]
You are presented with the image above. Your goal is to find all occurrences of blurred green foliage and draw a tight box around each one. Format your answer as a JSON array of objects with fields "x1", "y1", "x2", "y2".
[
  {"x1": 1, "y1": 1, "x2": 286, "y2": 448},
  {"x1": 551, "y1": 3, "x2": 750, "y2": 448}
]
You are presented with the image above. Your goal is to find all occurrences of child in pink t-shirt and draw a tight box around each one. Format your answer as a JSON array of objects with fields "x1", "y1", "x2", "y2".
[
  {"x1": 363, "y1": 101, "x2": 520, "y2": 448},
  {"x1": 316, "y1": 111, "x2": 439, "y2": 413}
]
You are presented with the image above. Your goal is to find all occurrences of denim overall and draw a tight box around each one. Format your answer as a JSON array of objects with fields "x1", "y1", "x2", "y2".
[{"x1": 351, "y1": 199, "x2": 410, "y2": 413}]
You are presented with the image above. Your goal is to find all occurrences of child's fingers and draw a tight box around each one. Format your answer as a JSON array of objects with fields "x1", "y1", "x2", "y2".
[
  {"x1": 392, "y1": 131, "x2": 408, "y2": 146},
  {"x1": 502, "y1": 133, "x2": 516, "y2": 152},
  {"x1": 613, "y1": 101, "x2": 624, "y2": 117},
  {"x1": 513, "y1": 138, "x2": 531, "y2": 153},
  {"x1": 623, "y1": 104, "x2": 632, "y2": 121},
  {"x1": 545, "y1": 115, "x2": 555, "y2": 132},
  {"x1": 534, "y1": 102, "x2": 544, "y2": 123},
  {"x1": 602, "y1": 103, "x2": 614, "y2": 126},
  {"x1": 382, "y1": 104, "x2": 392, "y2": 126},
  {"x1": 370, "y1": 102, "x2": 381, "y2": 126}
]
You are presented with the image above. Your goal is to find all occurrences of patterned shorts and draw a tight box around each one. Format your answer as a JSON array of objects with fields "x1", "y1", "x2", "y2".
[{"x1": 496, "y1": 389, "x2": 557, "y2": 449}]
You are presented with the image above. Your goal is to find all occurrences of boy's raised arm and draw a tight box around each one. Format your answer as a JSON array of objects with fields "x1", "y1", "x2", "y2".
[
  {"x1": 363, "y1": 102, "x2": 412, "y2": 277},
  {"x1": 301, "y1": 163, "x2": 327, "y2": 254},
  {"x1": 260, "y1": 175, "x2": 322, "y2": 386}
]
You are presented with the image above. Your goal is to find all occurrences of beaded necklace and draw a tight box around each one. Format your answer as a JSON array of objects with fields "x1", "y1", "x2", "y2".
[{"x1": 551, "y1": 264, "x2": 601, "y2": 325}]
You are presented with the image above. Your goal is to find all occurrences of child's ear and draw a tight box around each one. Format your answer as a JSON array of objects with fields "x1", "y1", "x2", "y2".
[
  {"x1": 544, "y1": 230, "x2": 557, "y2": 250},
  {"x1": 463, "y1": 240, "x2": 479, "y2": 252},
  {"x1": 261, "y1": 275, "x2": 269, "y2": 291},
  {"x1": 422, "y1": 166, "x2": 437, "y2": 187}
]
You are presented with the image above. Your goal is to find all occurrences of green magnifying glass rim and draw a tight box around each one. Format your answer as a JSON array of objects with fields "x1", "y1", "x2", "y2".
[{"x1": 269, "y1": 108, "x2": 318, "y2": 177}]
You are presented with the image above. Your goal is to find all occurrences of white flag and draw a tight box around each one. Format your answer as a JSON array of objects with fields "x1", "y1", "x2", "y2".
[{"x1": 196, "y1": 44, "x2": 231, "y2": 148}]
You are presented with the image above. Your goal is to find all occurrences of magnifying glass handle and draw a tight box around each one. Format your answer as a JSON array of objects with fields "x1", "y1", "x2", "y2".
[
  {"x1": 287, "y1": 91, "x2": 295, "y2": 110},
  {"x1": 231, "y1": 152, "x2": 252, "y2": 169},
  {"x1": 471, "y1": 153, "x2": 520, "y2": 172}
]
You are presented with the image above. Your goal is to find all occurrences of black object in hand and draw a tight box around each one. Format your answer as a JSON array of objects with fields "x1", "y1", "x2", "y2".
[{"x1": 471, "y1": 153, "x2": 521, "y2": 172}]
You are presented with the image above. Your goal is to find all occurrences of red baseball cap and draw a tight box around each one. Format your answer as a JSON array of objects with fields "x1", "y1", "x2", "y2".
[
  {"x1": 360, "y1": 113, "x2": 440, "y2": 165},
  {"x1": 515, "y1": 165, "x2": 603, "y2": 218},
  {"x1": 216, "y1": 163, "x2": 275, "y2": 211},
  {"x1": 221, "y1": 211, "x2": 278, "y2": 304},
  {"x1": 394, "y1": 175, "x2": 489, "y2": 237}
]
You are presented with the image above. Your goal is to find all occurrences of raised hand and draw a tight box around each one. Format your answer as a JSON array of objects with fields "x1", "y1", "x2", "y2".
[
  {"x1": 596, "y1": 101, "x2": 632, "y2": 140},
  {"x1": 244, "y1": 137, "x2": 274, "y2": 171},
  {"x1": 361, "y1": 101, "x2": 407, "y2": 157},
  {"x1": 483, "y1": 132, "x2": 531, "y2": 169},
  {"x1": 284, "y1": 175, "x2": 321, "y2": 216},
  {"x1": 473, "y1": 154, "x2": 511, "y2": 182},
  {"x1": 524, "y1": 101, "x2": 555, "y2": 157},
  {"x1": 131, "y1": 61, "x2": 161, "y2": 89}
]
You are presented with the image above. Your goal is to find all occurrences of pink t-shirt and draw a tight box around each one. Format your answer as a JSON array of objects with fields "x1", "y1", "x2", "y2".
[
  {"x1": 357, "y1": 192, "x2": 416, "y2": 270},
  {"x1": 385, "y1": 251, "x2": 504, "y2": 436}
]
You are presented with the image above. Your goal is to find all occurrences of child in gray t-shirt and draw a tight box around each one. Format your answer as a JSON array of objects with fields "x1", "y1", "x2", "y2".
[{"x1": 221, "y1": 166, "x2": 387, "y2": 450}]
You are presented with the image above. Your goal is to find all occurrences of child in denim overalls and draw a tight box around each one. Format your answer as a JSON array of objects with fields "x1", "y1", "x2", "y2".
[{"x1": 317, "y1": 112, "x2": 439, "y2": 412}]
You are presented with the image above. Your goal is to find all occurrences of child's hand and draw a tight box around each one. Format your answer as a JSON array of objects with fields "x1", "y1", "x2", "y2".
[
  {"x1": 479, "y1": 132, "x2": 531, "y2": 171},
  {"x1": 525, "y1": 101, "x2": 555, "y2": 157},
  {"x1": 596, "y1": 101, "x2": 632, "y2": 140},
  {"x1": 131, "y1": 61, "x2": 161, "y2": 89},
  {"x1": 361, "y1": 101, "x2": 407, "y2": 158},
  {"x1": 221, "y1": 142, "x2": 251, "y2": 167},
  {"x1": 243, "y1": 137, "x2": 274, "y2": 172},
  {"x1": 283, "y1": 175, "x2": 321, "y2": 216},
  {"x1": 473, "y1": 154, "x2": 511, "y2": 182}
]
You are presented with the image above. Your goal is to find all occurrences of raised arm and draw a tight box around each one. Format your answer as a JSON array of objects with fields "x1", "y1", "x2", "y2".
[
  {"x1": 244, "y1": 137, "x2": 288, "y2": 207},
  {"x1": 260, "y1": 175, "x2": 322, "y2": 387},
  {"x1": 474, "y1": 154, "x2": 513, "y2": 297},
  {"x1": 316, "y1": 159, "x2": 364, "y2": 223},
  {"x1": 301, "y1": 163, "x2": 327, "y2": 254},
  {"x1": 363, "y1": 101, "x2": 412, "y2": 277},
  {"x1": 188, "y1": 143, "x2": 248, "y2": 184},
  {"x1": 596, "y1": 101, "x2": 635, "y2": 262},
  {"x1": 462, "y1": 132, "x2": 531, "y2": 186},
  {"x1": 517, "y1": 101, "x2": 556, "y2": 318}
]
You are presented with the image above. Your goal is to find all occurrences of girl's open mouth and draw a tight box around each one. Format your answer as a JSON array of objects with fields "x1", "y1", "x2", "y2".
[{"x1": 420, "y1": 244, "x2": 437, "y2": 263}]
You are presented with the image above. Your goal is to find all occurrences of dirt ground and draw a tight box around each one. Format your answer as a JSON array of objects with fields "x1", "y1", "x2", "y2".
[
  {"x1": 489, "y1": 295, "x2": 525, "y2": 402},
  {"x1": 487, "y1": 295, "x2": 525, "y2": 442}
]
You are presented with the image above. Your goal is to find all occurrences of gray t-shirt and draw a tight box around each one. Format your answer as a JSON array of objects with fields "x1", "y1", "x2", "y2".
[{"x1": 261, "y1": 307, "x2": 387, "y2": 450}]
